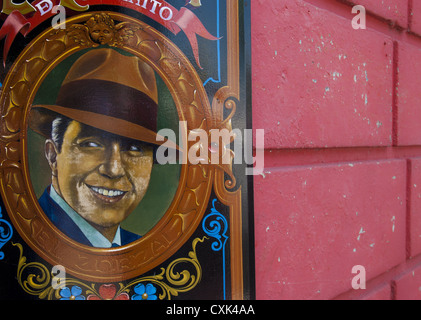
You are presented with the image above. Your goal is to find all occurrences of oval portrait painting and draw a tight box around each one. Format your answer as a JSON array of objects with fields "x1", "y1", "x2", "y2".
[
  {"x1": 0, "y1": 12, "x2": 214, "y2": 282},
  {"x1": 28, "y1": 45, "x2": 181, "y2": 248}
]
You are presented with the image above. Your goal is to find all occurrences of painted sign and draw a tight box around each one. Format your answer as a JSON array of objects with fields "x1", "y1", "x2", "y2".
[{"x1": 0, "y1": 0, "x2": 254, "y2": 300}]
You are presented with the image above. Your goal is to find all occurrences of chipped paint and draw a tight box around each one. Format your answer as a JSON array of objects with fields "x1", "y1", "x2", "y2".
[
  {"x1": 391, "y1": 216, "x2": 396, "y2": 232},
  {"x1": 332, "y1": 71, "x2": 342, "y2": 80},
  {"x1": 357, "y1": 227, "x2": 366, "y2": 241}
]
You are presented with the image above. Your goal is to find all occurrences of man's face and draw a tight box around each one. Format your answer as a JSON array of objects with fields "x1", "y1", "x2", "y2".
[{"x1": 51, "y1": 121, "x2": 153, "y2": 230}]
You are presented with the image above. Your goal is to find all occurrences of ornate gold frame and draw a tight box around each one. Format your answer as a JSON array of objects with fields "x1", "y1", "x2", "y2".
[{"x1": 0, "y1": 1, "x2": 243, "y2": 299}]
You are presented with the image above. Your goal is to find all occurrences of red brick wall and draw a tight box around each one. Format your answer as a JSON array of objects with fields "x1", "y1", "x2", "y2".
[{"x1": 252, "y1": 0, "x2": 421, "y2": 300}]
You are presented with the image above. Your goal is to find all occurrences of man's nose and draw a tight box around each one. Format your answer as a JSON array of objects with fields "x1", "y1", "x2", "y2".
[{"x1": 99, "y1": 143, "x2": 125, "y2": 178}]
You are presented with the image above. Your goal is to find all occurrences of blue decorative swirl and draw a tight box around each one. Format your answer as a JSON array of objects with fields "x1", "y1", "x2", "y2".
[
  {"x1": 0, "y1": 207, "x2": 13, "y2": 260},
  {"x1": 202, "y1": 199, "x2": 228, "y2": 299},
  {"x1": 202, "y1": 199, "x2": 228, "y2": 252}
]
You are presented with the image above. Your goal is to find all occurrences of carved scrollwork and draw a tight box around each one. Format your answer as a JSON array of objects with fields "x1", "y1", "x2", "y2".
[
  {"x1": 14, "y1": 237, "x2": 205, "y2": 300},
  {"x1": 13, "y1": 243, "x2": 53, "y2": 298}
]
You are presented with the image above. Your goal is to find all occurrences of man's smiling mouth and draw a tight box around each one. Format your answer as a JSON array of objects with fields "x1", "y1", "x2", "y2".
[{"x1": 87, "y1": 185, "x2": 127, "y2": 203}]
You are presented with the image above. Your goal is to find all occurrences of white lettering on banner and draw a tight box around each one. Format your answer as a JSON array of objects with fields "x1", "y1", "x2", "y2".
[
  {"x1": 121, "y1": 0, "x2": 173, "y2": 21},
  {"x1": 34, "y1": 0, "x2": 53, "y2": 15}
]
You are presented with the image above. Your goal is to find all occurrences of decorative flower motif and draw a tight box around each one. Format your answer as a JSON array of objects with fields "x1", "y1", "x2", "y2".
[
  {"x1": 87, "y1": 284, "x2": 129, "y2": 300},
  {"x1": 132, "y1": 283, "x2": 158, "y2": 300},
  {"x1": 59, "y1": 286, "x2": 85, "y2": 300}
]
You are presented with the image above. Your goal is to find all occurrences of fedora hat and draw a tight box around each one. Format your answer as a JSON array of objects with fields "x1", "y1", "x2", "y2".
[{"x1": 30, "y1": 48, "x2": 178, "y2": 150}]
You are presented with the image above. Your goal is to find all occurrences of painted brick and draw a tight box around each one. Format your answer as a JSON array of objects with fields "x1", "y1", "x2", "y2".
[
  {"x1": 396, "y1": 42, "x2": 421, "y2": 146},
  {"x1": 335, "y1": 281, "x2": 392, "y2": 300},
  {"x1": 410, "y1": 0, "x2": 421, "y2": 36},
  {"x1": 345, "y1": 0, "x2": 408, "y2": 28},
  {"x1": 394, "y1": 266, "x2": 421, "y2": 300},
  {"x1": 361, "y1": 284, "x2": 391, "y2": 300},
  {"x1": 334, "y1": 273, "x2": 394, "y2": 300},
  {"x1": 254, "y1": 160, "x2": 406, "y2": 300},
  {"x1": 252, "y1": 0, "x2": 394, "y2": 149},
  {"x1": 409, "y1": 158, "x2": 421, "y2": 257}
]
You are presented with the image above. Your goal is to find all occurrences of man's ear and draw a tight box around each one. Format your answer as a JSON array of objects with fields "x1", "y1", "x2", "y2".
[{"x1": 45, "y1": 139, "x2": 58, "y2": 176}]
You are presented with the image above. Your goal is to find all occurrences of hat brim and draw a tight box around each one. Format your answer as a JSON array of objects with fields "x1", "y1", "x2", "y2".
[{"x1": 29, "y1": 105, "x2": 180, "y2": 151}]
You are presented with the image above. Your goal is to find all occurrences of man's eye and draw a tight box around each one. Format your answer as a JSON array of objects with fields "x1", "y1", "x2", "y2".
[
  {"x1": 80, "y1": 141, "x2": 101, "y2": 148},
  {"x1": 128, "y1": 145, "x2": 143, "y2": 152}
]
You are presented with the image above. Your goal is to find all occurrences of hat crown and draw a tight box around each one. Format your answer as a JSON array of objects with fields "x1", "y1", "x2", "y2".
[{"x1": 63, "y1": 48, "x2": 158, "y2": 104}]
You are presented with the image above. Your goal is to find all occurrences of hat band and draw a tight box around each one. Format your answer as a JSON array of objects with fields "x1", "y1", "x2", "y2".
[{"x1": 56, "y1": 79, "x2": 158, "y2": 132}]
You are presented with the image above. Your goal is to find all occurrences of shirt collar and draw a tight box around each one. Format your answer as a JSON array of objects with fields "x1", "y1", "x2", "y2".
[{"x1": 49, "y1": 186, "x2": 121, "y2": 248}]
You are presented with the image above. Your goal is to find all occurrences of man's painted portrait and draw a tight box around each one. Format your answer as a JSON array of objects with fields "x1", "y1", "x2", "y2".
[{"x1": 28, "y1": 47, "x2": 180, "y2": 248}]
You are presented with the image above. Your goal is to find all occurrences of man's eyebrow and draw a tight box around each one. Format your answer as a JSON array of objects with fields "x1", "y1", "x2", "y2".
[{"x1": 75, "y1": 133, "x2": 106, "y2": 141}]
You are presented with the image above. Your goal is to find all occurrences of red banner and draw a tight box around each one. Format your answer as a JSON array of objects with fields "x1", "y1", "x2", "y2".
[{"x1": 0, "y1": 0, "x2": 219, "y2": 67}]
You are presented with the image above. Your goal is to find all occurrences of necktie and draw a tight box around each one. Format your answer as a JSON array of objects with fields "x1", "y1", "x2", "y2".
[{"x1": 111, "y1": 243, "x2": 119, "y2": 248}]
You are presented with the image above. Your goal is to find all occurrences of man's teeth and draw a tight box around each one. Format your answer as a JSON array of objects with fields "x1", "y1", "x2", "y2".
[{"x1": 90, "y1": 186, "x2": 124, "y2": 197}]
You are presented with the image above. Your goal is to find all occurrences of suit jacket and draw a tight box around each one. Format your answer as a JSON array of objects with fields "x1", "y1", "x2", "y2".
[{"x1": 38, "y1": 187, "x2": 141, "y2": 247}]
